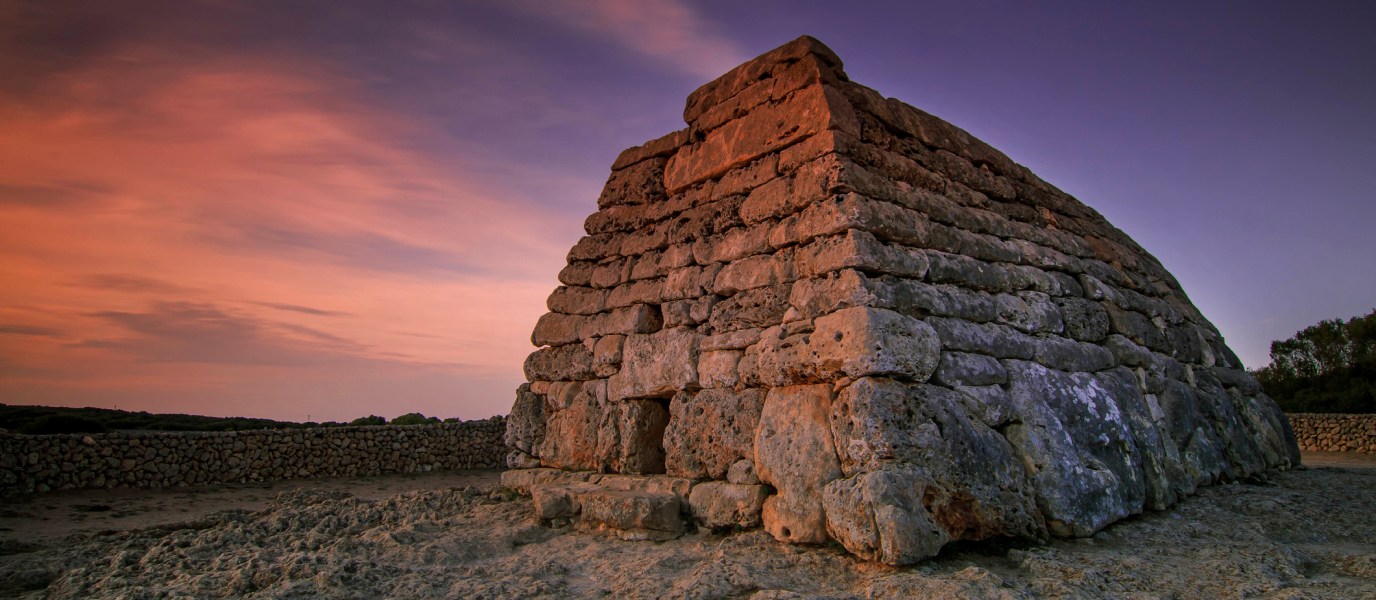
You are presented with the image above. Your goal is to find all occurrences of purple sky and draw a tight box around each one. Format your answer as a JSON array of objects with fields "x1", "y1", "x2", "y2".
[{"x1": 1, "y1": 0, "x2": 1372, "y2": 421}]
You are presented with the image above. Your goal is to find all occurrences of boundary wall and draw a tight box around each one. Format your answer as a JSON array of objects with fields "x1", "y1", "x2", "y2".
[
  {"x1": 1288, "y1": 414, "x2": 1376, "y2": 454},
  {"x1": 0, "y1": 418, "x2": 506, "y2": 494}
]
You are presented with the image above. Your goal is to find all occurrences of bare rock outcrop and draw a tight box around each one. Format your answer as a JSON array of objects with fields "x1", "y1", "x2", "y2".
[{"x1": 506, "y1": 35, "x2": 1300, "y2": 564}]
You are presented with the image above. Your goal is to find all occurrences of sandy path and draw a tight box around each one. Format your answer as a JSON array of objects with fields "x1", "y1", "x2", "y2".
[
  {"x1": 0, "y1": 469, "x2": 501, "y2": 547},
  {"x1": 2, "y1": 457, "x2": 1374, "y2": 598}
]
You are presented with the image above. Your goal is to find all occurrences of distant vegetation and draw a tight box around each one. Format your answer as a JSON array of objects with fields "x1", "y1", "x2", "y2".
[
  {"x1": 0, "y1": 405, "x2": 461, "y2": 435},
  {"x1": 1253, "y1": 309, "x2": 1376, "y2": 414}
]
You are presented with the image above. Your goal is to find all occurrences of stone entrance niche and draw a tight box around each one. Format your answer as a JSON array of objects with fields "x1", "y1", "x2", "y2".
[{"x1": 503, "y1": 35, "x2": 1301, "y2": 563}]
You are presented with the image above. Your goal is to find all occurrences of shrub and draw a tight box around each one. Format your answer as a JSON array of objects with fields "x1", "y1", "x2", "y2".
[{"x1": 22, "y1": 415, "x2": 108, "y2": 435}]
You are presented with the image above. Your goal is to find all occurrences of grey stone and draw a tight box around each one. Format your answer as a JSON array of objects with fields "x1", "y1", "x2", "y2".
[
  {"x1": 926, "y1": 317, "x2": 1036, "y2": 360},
  {"x1": 754, "y1": 384, "x2": 843, "y2": 543},
  {"x1": 1055, "y1": 297, "x2": 1109, "y2": 342},
  {"x1": 579, "y1": 489, "x2": 683, "y2": 541},
  {"x1": 932, "y1": 352, "x2": 1007, "y2": 387},
  {"x1": 1105, "y1": 334, "x2": 1152, "y2": 367}
]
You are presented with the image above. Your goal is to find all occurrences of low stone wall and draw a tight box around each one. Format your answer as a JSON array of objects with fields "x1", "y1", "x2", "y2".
[
  {"x1": 1288, "y1": 414, "x2": 1376, "y2": 454},
  {"x1": 0, "y1": 418, "x2": 507, "y2": 495}
]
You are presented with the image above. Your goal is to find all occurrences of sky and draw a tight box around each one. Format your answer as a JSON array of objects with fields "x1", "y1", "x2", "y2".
[{"x1": 0, "y1": 0, "x2": 1372, "y2": 422}]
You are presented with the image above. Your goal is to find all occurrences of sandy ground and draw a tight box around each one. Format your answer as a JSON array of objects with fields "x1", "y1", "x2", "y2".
[{"x1": 0, "y1": 452, "x2": 1372, "y2": 599}]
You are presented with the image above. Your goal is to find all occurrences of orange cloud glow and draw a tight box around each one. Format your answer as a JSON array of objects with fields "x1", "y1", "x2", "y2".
[{"x1": 0, "y1": 46, "x2": 587, "y2": 421}]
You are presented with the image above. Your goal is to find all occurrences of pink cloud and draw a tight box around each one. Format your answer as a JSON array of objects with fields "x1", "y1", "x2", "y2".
[{"x1": 0, "y1": 46, "x2": 580, "y2": 421}]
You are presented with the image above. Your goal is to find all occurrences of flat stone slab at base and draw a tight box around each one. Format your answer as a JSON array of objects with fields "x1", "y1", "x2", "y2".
[
  {"x1": 579, "y1": 489, "x2": 683, "y2": 541},
  {"x1": 508, "y1": 469, "x2": 693, "y2": 540}
]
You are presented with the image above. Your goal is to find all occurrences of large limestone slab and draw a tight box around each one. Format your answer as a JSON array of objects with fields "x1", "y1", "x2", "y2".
[
  {"x1": 754, "y1": 384, "x2": 843, "y2": 543},
  {"x1": 664, "y1": 388, "x2": 767, "y2": 480},
  {"x1": 608, "y1": 327, "x2": 701, "y2": 402},
  {"x1": 666, "y1": 83, "x2": 860, "y2": 193},
  {"x1": 739, "y1": 307, "x2": 940, "y2": 387},
  {"x1": 688, "y1": 482, "x2": 768, "y2": 529}
]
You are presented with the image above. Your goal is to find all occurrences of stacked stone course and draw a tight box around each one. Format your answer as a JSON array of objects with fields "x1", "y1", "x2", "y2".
[
  {"x1": 0, "y1": 419, "x2": 505, "y2": 495},
  {"x1": 1289, "y1": 413, "x2": 1376, "y2": 453},
  {"x1": 505, "y1": 36, "x2": 1300, "y2": 564}
]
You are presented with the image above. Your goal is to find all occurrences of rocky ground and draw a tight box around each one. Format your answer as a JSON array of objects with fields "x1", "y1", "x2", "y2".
[{"x1": 0, "y1": 453, "x2": 1373, "y2": 599}]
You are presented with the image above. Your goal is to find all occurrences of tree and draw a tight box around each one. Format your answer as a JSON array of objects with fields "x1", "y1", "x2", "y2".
[
  {"x1": 1253, "y1": 309, "x2": 1376, "y2": 413},
  {"x1": 390, "y1": 413, "x2": 439, "y2": 426}
]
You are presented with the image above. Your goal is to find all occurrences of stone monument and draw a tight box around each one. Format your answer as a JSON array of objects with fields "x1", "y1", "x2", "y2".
[{"x1": 502, "y1": 35, "x2": 1300, "y2": 564}]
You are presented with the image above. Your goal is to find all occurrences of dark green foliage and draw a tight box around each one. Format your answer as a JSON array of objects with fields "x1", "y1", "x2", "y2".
[
  {"x1": 23, "y1": 415, "x2": 108, "y2": 435},
  {"x1": 0, "y1": 405, "x2": 460, "y2": 433},
  {"x1": 391, "y1": 413, "x2": 440, "y2": 426},
  {"x1": 1253, "y1": 309, "x2": 1376, "y2": 414}
]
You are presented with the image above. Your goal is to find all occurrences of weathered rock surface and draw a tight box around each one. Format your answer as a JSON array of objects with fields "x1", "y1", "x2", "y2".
[{"x1": 506, "y1": 34, "x2": 1299, "y2": 565}]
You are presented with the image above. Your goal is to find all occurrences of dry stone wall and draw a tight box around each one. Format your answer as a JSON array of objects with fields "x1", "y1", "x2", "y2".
[
  {"x1": 506, "y1": 36, "x2": 1301, "y2": 564},
  {"x1": 0, "y1": 419, "x2": 506, "y2": 495},
  {"x1": 1289, "y1": 413, "x2": 1376, "y2": 453}
]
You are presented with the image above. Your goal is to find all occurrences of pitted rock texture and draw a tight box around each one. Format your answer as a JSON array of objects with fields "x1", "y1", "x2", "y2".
[{"x1": 507, "y1": 35, "x2": 1300, "y2": 563}]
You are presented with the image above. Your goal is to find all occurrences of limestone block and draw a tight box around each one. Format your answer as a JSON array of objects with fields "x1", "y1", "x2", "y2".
[
  {"x1": 666, "y1": 83, "x2": 859, "y2": 193},
  {"x1": 1105, "y1": 303, "x2": 1168, "y2": 352},
  {"x1": 1000, "y1": 360, "x2": 1148, "y2": 536},
  {"x1": 1105, "y1": 334, "x2": 1152, "y2": 367},
  {"x1": 701, "y1": 328, "x2": 763, "y2": 351},
  {"x1": 531, "y1": 483, "x2": 585, "y2": 519},
  {"x1": 499, "y1": 468, "x2": 597, "y2": 495},
  {"x1": 713, "y1": 155, "x2": 781, "y2": 200},
  {"x1": 830, "y1": 381, "x2": 1039, "y2": 533},
  {"x1": 994, "y1": 291, "x2": 1063, "y2": 334},
  {"x1": 926, "y1": 317, "x2": 1036, "y2": 361},
  {"x1": 693, "y1": 221, "x2": 772, "y2": 264},
  {"x1": 531, "y1": 313, "x2": 584, "y2": 347},
  {"x1": 505, "y1": 384, "x2": 545, "y2": 457},
  {"x1": 1056, "y1": 297, "x2": 1110, "y2": 342},
  {"x1": 823, "y1": 467, "x2": 949, "y2": 565},
  {"x1": 568, "y1": 233, "x2": 621, "y2": 263},
  {"x1": 1031, "y1": 336, "x2": 1115, "y2": 373},
  {"x1": 728, "y1": 459, "x2": 760, "y2": 485},
  {"x1": 692, "y1": 50, "x2": 845, "y2": 133},
  {"x1": 606, "y1": 279, "x2": 665, "y2": 309},
  {"x1": 672, "y1": 196, "x2": 747, "y2": 247},
  {"x1": 713, "y1": 251, "x2": 796, "y2": 295},
  {"x1": 683, "y1": 35, "x2": 844, "y2": 125},
  {"x1": 932, "y1": 352, "x2": 1007, "y2": 387},
  {"x1": 795, "y1": 230, "x2": 929, "y2": 280},
  {"x1": 590, "y1": 257, "x2": 629, "y2": 289},
  {"x1": 709, "y1": 284, "x2": 791, "y2": 332},
  {"x1": 664, "y1": 388, "x2": 767, "y2": 479},
  {"x1": 925, "y1": 250, "x2": 1015, "y2": 293},
  {"x1": 593, "y1": 474, "x2": 695, "y2": 503},
  {"x1": 558, "y1": 261, "x2": 595, "y2": 287},
  {"x1": 768, "y1": 193, "x2": 930, "y2": 250},
  {"x1": 544, "y1": 381, "x2": 582, "y2": 411},
  {"x1": 578, "y1": 490, "x2": 683, "y2": 540},
  {"x1": 537, "y1": 391, "x2": 602, "y2": 471},
  {"x1": 689, "y1": 482, "x2": 768, "y2": 528},
  {"x1": 598, "y1": 156, "x2": 667, "y2": 208},
  {"x1": 608, "y1": 328, "x2": 701, "y2": 401},
  {"x1": 811, "y1": 307, "x2": 940, "y2": 382},
  {"x1": 663, "y1": 296, "x2": 718, "y2": 328},
  {"x1": 547, "y1": 286, "x2": 608, "y2": 315},
  {"x1": 594, "y1": 335, "x2": 625, "y2": 370},
  {"x1": 663, "y1": 264, "x2": 721, "y2": 301},
  {"x1": 506, "y1": 449, "x2": 542, "y2": 469},
  {"x1": 788, "y1": 270, "x2": 880, "y2": 320},
  {"x1": 595, "y1": 399, "x2": 670, "y2": 475},
  {"x1": 754, "y1": 384, "x2": 843, "y2": 543},
  {"x1": 612, "y1": 128, "x2": 690, "y2": 171},
  {"x1": 953, "y1": 384, "x2": 1015, "y2": 428},
  {"x1": 524, "y1": 344, "x2": 595, "y2": 382},
  {"x1": 697, "y1": 350, "x2": 742, "y2": 389}
]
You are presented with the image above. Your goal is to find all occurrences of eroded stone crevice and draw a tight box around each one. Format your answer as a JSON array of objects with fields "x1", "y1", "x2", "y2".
[{"x1": 503, "y1": 35, "x2": 1299, "y2": 565}]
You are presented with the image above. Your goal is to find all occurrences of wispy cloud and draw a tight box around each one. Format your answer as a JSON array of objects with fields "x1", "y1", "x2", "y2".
[
  {"x1": 0, "y1": 40, "x2": 567, "y2": 420},
  {"x1": 501, "y1": 0, "x2": 749, "y2": 80}
]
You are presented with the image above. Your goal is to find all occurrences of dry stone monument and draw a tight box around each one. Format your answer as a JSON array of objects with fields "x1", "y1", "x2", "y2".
[{"x1": 502, "y1": 35, "x2": 1301, "y2": 564}]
